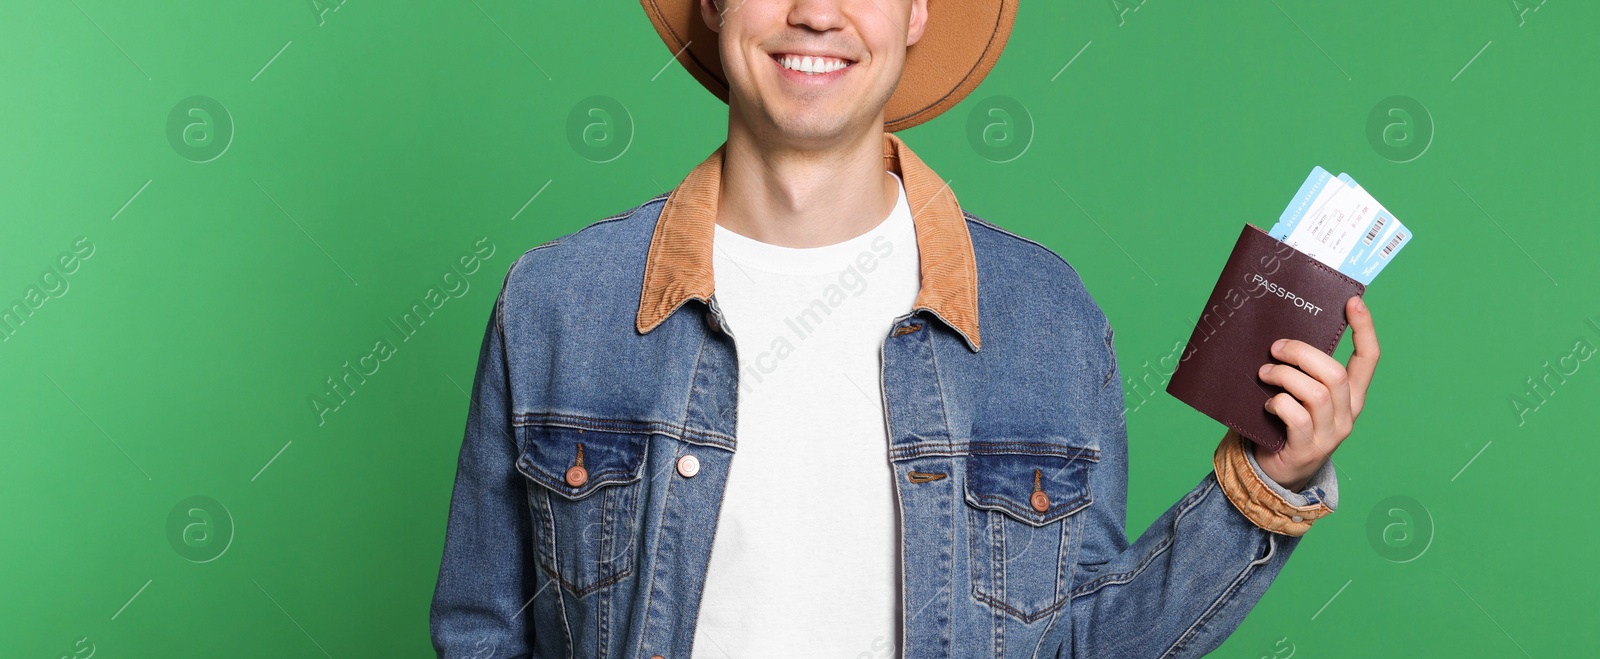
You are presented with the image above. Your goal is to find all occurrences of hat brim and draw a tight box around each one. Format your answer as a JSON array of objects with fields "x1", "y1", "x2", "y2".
[{"x1": 641, "y1": 0, "x2": 1016, "y2": 133}]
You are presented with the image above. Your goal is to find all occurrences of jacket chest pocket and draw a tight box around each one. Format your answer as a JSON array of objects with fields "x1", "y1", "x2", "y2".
[
  {"x1": 963, "y1": 446, "x2": 1096, "y2": 624},
  {"x1": 515, "y1": 422, "x2": 649, "y2": 598}
]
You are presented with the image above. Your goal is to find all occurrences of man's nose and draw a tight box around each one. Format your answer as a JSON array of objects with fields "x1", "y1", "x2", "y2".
[{"x1": 786, "y1": 0, "x2": 850, "y2": 34}]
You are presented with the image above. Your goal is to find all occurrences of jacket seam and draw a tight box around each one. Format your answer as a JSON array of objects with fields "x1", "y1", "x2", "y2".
[
  {"x1": 535, "y1": 561, "x2": 636, "y2": 600},
  {"x1": 1055, "y1": 493, "x2": 1088, "y2": 656},
  {"x1": 523, "y1": 470, "x2": 643, "y2": 500},
  {"x1": 497, "y1": 193, "x2": 666, "y2": 334},
  {"x1": 1157, "y1": 530, "x2": 1277, "y2": 658},
  {"x1": 530, "y1": 483, "x2": 574, "y2": 657},
  {"x1": 637, "y1": 326, "x2": 709, "y2": 659},
  {"x1": 967, "y1": 492, "x2": 1092, "y2": 525},
  {"x1": 1102, "y1": 321, "x2": 1118, "y2": 388},
  {"x1": 577, "y1": 195, "x2": 668, "y2": 238},
  {"x1": 925, "y1": 316, "x2": 958, "y2": 461},
  {"x1": 1068, "y1": 478, "x2": 1213, "y2": 599},
  {"x1": 962, "y1": 211, "x2": 1086, "y2": 282},
  {"x1": 877, "y1": 321, "x2": 915, "y2": 658},
  {"x1": 598, "y1": 486, "x2": 616, "y2": 658},
  {"x1": 972, "y1": 589, "x2": 1070, "y2": 625},
  {"x1": 962, "y1": 209, "x2": 1118, "y2": 383},
  {"x1": 496, "y1": 236, "x2": 563, "y2": 459},
  {"x1": 987, "y1": 509, "x2": 1077, "y2": 628},
  {"x1": 492, "y1": 294, "x2": 519, "y2": 460},
  {"x1": 513, "y1": 412, "x2": 736, "y2": 450},
  {"x1": 891, "y1": 443, "x2": 1100, "y2": 461}
]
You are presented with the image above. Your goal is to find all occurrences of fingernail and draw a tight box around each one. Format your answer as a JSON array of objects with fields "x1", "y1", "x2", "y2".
[
  {"x1": 1264, "y1": 398, "x2": 1273, "y2": 412},
  {"x1": 1259, "y1": 363, "x2": 1272, "y2": 377},
  {"x1": 1354, "y1": 296, "x2": 1367, "y2": 312},
  {"x1": 1272, "y1": 338, "x2": 1287, "y2": 352}
]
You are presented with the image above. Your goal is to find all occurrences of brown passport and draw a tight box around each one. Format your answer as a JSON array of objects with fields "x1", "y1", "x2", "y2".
[{"x1": 1166, "y1": 224, "x2": 1366, "y2": 453}]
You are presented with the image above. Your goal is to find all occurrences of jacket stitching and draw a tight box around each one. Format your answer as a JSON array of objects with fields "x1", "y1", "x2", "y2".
[
  {"x1": 962, "y1": 211, "x2": 1086, "y2": 282},
  {"x1": 1068, "y1": 479, "x2": 1213, "y2": 599},
  {"x1": 536, "y1": 561, "x2": 635, "y2": 599},
  {"x1": 531, "y1": 486, "x2": 574, "y2": 657},
  {"x1": 495, "y1": 236, "x2": 562, "y2": 433},
  {"x1": 637, "y1": 329, "x2": 708, "y2": 659},
  {"x1": 969, "y1": 498, "x2": 1083, "y2": 624},
  {"x1": 924, "y1": 315, "x2": 958, "y2": 438},
  {"x1": 1049, "y1": 509, "x2": 1072, "y2": 629},
  {"x1": 972, "y1": 589, "x2": 1071, "y2": 625},
  {"x1": 1057, "y1": 493, "x2": 1089, "y2": 655},
  {"x1": 1015, "y1": 521, "x2": 1070, "y2": 658},
  {"x1": 992, "y1": 504, "x2": 1006, "y2": 623},
  {"x1": 597, "y1": 488, "x2": 615, "y2": 659},
  {"x1": 597, "y1": 587, "x2": 611, "y2": 659},
  {"x1": 967, "y1": 492, "x2": 1091, "y2": 525},
  {"x1": 513, "y1": 412, "x2": 736, "y2": 449},
  {"x1": 1157, "y1": 530, "x2": 1277, "y2": 658},
  {"x1": 533, "y1": 474, "x2": 642, "y2": 500},
  {"x1": 498, "y1": 194, "x2": 664, "y2": 343},
  {"x1": 600, "y1": 483, "x2": 617, "y2": 587},
  {"x1": 513, "y1": 412, "x2": 731, "y2": 443},
  {"x1": 1102, "y1": 322, "x2": 1118, "y2": 388},
  {"x1": 891, "y1": 443, "x2": 1101, "y2": 461}
]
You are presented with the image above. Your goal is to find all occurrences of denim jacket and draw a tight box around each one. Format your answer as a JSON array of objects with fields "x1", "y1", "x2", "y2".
[{"x1": 430, "y1": 132, "x2": 1339, "y2": 658}]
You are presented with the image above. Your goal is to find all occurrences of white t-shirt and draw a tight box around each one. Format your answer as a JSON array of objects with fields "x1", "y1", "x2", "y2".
[{"x1": 692, "y1": 171, "x2": 919, "y2": 659}]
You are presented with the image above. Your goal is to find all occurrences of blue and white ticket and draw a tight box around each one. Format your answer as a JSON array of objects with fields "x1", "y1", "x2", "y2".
[{"x1": 1268, "y1": 166, "x2": 1411, "y2": 285}]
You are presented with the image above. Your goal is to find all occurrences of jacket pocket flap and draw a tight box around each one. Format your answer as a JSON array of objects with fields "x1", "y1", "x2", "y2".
[
  {"x1": 515, "y1": 423, "x2": 648, "y2": 501},
  {"x1": 964, "y1": 447, "x2": 1095, "y2": 526}
]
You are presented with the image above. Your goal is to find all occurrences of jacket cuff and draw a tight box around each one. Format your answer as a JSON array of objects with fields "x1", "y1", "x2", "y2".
[
  {"x1": 1245, "y1": 437, "x2": 1339, "y2": 511},
  {"x1": 1213, "y1": 430, "x2": 1336, "y2": 536}
]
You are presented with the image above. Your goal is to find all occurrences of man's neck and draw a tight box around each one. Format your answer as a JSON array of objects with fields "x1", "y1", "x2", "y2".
[{"x1": 716, "y1": 120, "x2": 899, "y2": 249}]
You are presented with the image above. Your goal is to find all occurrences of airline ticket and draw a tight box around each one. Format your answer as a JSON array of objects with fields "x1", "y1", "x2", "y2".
[{"x1": 1268, "y1": 166, "x2": 1411, "y2": 285}]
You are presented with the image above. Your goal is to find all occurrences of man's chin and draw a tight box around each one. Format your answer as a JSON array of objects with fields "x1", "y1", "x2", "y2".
[{"x1": 764, "y1": 109, "x2": 873, "y2": 143}]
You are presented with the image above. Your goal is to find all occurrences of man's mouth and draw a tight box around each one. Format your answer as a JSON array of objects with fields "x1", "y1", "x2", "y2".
[{"x1": 770, "y1": 53, "x2": 855, "y2": 76}]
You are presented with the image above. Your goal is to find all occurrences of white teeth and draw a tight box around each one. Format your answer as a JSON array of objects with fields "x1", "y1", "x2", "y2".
[{"x1": 779, "y1": 54, "x2": 848, "y2": 75}]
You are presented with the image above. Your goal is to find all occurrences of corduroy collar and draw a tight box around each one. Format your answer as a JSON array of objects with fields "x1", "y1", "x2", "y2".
[{"x1": 636, "y1": 132, "x2": 981, "y2": 351}]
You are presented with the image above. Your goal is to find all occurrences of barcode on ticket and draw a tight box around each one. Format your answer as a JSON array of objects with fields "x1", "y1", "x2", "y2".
[
  {"x1": 1363, "y1": 214, "x2": 1388, "y2": 245},
  {"x1": 1380, "y1": 231, "x2": 1405, "y2": 259}
]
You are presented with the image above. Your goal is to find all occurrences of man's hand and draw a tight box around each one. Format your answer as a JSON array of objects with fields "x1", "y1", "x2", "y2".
[{"x1": 1253, "y1": 295, "x2": 1381, "y2": 491}]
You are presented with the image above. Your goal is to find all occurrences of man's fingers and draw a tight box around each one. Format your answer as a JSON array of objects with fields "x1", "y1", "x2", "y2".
[
  {"x1": 1344, "y1": 296, "x2": 1381, "y2": 415},
  {"x1": 1265, "y1": 392, "x2": 1314, "y2": 447},
  {"x1": 1259, "y1": 362, "x2": 1335, "y2": 435},
  {"x1": 1269, "y1": 338, "x2": 1350, "y2": 429}
]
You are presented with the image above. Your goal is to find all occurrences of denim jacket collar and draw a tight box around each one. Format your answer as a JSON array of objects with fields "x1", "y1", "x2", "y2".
[{"x1": 635, "y1": 131, "x2": 983, "y2": 351}]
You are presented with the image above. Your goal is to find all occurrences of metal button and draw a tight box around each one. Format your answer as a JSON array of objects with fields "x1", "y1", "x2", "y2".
[
  {"x1": 1029, "y1": 468, "x2": 1049, "y2": 512},
  {"x1": 676, "y1": 454, "x2": 700, "y2": 478},
  {"x1": 566, "y1": 443, "x2": 588, "y2": 487},
  {"x1": 1291, "y1": 515, "x2": 1304, "y2": 523}
]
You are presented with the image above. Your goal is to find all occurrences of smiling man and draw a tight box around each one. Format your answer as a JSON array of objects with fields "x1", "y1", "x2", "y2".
[{"x1": 429, "y1": 1, "x2": 1382, "y2": 657}]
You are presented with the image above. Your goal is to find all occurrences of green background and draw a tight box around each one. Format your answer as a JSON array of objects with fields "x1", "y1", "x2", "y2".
[{"x1": 4, "y1": 0, "x2": 1594, "y2": 656}]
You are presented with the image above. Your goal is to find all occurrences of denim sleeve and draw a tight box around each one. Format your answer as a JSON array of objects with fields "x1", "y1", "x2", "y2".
[
  {"x1": 1066, "y1": 346, "x2": 1310, "y2": 658},
  {"x1": 429, "y1": 292, "x2": 537, "y2": 658}
]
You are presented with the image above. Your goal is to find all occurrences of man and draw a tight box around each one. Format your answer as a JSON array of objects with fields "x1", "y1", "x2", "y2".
[{"x1": 430, "y1": 0, "x2": 1381, "y2": 657}]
